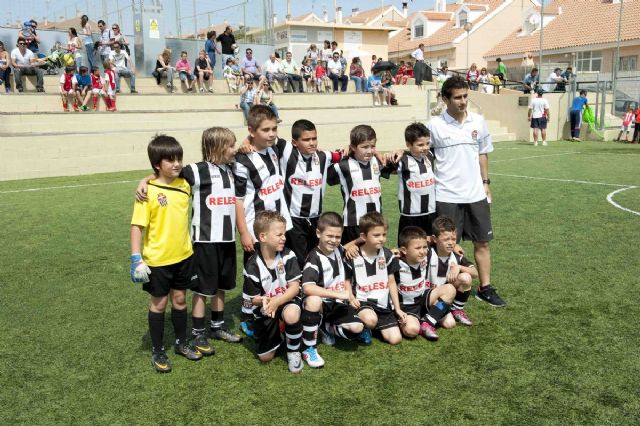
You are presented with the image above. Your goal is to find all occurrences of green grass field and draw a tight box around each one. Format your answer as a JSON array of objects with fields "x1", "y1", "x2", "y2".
[{"x1": 1, "y1": 140, "x2": 639, "y2": 425}]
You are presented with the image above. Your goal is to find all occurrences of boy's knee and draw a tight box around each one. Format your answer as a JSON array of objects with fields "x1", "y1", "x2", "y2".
[
  {"x1": 344, "y1": 322, "x2": 364, "y2": 334},
  {"x1": 441, "y1": 315, "x2": 456, "y2": 329},
  {"x1": 456, "y1": 272, "x2": 472, "y2": 290},
  {"x1": 402, "y1": 324, "x2": 420, "y2": 338},
  {"x1": 258, "y1": 351, "x2": 275, "y2": 363},
  {"x1": 282, "y1": 305, "x2": 301, "y2": 324},
  {"x1": 385, "y1": 329, "x2": 403, "y2": 345},
  {"x1": 303, "y1": 296, "x2": 322, "y2": 312},
  {"x1": 171, "y1": 291, "x2": 186, "y2": 308}
]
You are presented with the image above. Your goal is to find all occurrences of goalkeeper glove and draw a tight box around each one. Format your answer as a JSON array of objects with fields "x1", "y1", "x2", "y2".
[{"x1": 130, "y1": 253, "x2": 151, "y2": 283}]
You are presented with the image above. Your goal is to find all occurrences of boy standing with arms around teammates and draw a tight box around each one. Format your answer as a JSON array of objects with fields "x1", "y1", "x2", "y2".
[
  {"x1": 301, "y1": 212, "x2": 365, "y2": 367},
  {"x1": 242, "y1": 211, "x2": 304, "y2": 373},
  {"x1": 427, "y1": 75, "x2": 505, "y2": 307},
  {"x1": 235, "y1": 105, "x2": 292, "y2": 335},
  {"x1": 344, "y1": 212, "x2": 406, "y2": 345},
  {"x1": 130, "y1": 135, "x2": 202, "y2": 373}
]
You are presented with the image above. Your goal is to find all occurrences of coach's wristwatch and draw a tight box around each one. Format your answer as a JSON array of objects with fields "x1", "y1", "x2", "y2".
[{"x1": 483, "y1": 179, "x2": 491, "y2": 185}]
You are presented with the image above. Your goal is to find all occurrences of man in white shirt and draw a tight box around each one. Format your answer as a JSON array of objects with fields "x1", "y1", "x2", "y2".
[
  {"x1": 426, "y1": 75, "x2": 505, "y2": 307},
  {"x1": 411, "y1": 44, "x2": 425, "y2": 86},
  {"x1": 327, "y1": 51, "x2": 348, "y2": 92},
  {"x1": 10, "y1": 40, "x2": 44, "y2": 92},
  {"x1": 279, "y1": 51, "x2": 303, "y2": 92},
  {"x1": 528, "y1": 88, "x2": 550, "y2": 146},
  {"x1": 108, "y1": 41, "x2": 137, "y2": 93},
  {"x1": 542, "y1": 67, "x2": 566, "y2": 92},
  {"x1": 96, "y1": 20, "x2": 113, "y2": 64},
  {"x1": 263, "y1": 54, "x2": 287, "y2": 87}
]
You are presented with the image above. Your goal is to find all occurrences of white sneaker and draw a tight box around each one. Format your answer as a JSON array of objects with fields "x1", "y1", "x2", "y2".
[
  {"x1": 542, "y1": 141, "x2": 548, "y2": 146},
  {"x1": 374, "y1": 101, "x2": 380, "y2": 106},
  {"x1": 383, "y1": 101, "x2": 388, "y2": 106},
  {"x1": 319, "y1": 326, "x2": 336, "y2": 346},
  {"x1": 302, "y1": 347, "x2": 325, "y2": 368},
  {"x1": 199, "y1": 88, "x2": 205, "y2": 93},
  {"x1": 287, "y1": 351, "x2": 303, "y2": 373},
  {"x1": 534, "y1": 141, "x2": 538, "y2": 146}
]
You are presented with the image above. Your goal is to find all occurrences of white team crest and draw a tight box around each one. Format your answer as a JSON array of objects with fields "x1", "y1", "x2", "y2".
[
  {"x1": 277, "y1": 261, "x2": 285, "y2": 275},
  {"x1": 271, "y1": 153, "x2": 278, "y2": 163},
  {"x1": 471, "y1": 130, "x2": 478, "y2": 141},
  {"x1": 313, "y1": 153, "x2": 319, "y2": 165},
  {"x1": 378, "y1": 256, "x2": 385, "y2": 270},
  {"x1": 372, "y1": 163, "x2": 380, "y2": 175}
]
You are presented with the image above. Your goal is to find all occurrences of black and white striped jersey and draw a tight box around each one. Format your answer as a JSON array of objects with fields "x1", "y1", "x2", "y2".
[
  {"x1": 242, "y1": 248, "x2": 302, "y2": 313},
  {"x1": 395, "y1": 258, "x2": 430, "y2": 305},
  {"x1": 426, "y1": 246, "x2": 474, "y2": 287},
  {"x1": 397, "y1": 153, "x2": 436, "y2": 217},
  {"x1": 280, "y1": 141, "x2": 332, "y2": 219},
  {"x1": 181, "y1": 162, "x2": 236, "y2": 243},
  {"x1": 345, "y1": 247, "x2": 399, "y2": 309},
  {"x1": 327, "y1": 157, "x2": 391, "y2": 227},
  {"x1": 301, "y1": 246, "x2": 347, "y2": 302},
  {"x1": 234, "y1": 142, "x2": 292, "y2": 239}
]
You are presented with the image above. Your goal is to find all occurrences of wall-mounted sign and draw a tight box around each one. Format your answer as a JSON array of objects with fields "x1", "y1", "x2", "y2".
[
  {"x1": 276, "y1": 30, "x2": 288, "y2": 41},
  {"x1": 317, "y1": 31, "x2": 333, "y2": 42},
  {"x1": 135, "y1": 20, "x2": 141, "y2": 33},
  {"x1": 149, "y1": 19, "x2": 159, "y2": 39},
  {"x1": 344, "y1": 31, "x2": 362, "y2": 44},
  {"x1": 290, "y1": 30, "x2": 307, "y2": 42}
]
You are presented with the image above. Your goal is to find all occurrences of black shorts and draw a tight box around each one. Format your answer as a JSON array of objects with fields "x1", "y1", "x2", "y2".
[
  {"x1": 192, "y1": 242, "x2": 237, "y2": 296},
  {"x1": 286, "y1": 217, "x2": 319, "y2": 267},
  {"x1": 436, "y1": 199, "x2": 493, "y2": 242},
  {"x1": 143, "y1": 255, "x2": 198, "y2": 297},
  {"x1": 248, "y1": 72, "x2": 263, "y2": 81},
  {"x1": 253, "y1": 298, "x2": 301, "y2": 356},
  {"x1": 531, "y1": 117, "x2": 548, "y2": 129},
  {"x1": 398, "y1": 213, "x2": 436, "y2": 245},
  {"x1": 322, "y1": 301, "x2": 362, "y2": 326},
  {"x1": 400, "y1": 290, "x2": 431, "y2": 319},
  {"x1": 357, "y1": 301, "x2": 398, "y2": 330},
  {"x1": 341, "y1": 225, "x2": 360, "y2": 245}
]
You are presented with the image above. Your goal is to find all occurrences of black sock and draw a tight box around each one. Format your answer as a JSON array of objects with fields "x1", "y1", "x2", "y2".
[
  {"x1": 452, "y1": 290, "x2": 471, "y2": 311},
  {"x1": 171, "y1": 308, "x2": 188, "y2": 345},
  {"x1": 148, "y1": 311, "x2": 165, "y2": 353},
  {"x1": 424, "y1": 298, "x2": 450, "y2": 327},
  {"x1": 284, "y1": 322, "x2": 302, "y2": 353},
  {"x1": 301, "y1": 310, "x2": 320, "y2": 348},
  {"x1": 211, "y1": 310, "x2": 224, "y2": 329},
  {"x1": 192, "y1": 316, "x2": 205, "y2": 337}
]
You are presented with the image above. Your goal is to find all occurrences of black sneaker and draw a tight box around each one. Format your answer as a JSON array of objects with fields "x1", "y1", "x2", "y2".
[
  {"x1": 151, "y1": 350, "x2": 172, "y2": 373},
  {"x1": 211, "y1": 326, "x2": 243, "y2": 343},
  {"x1": 475, "y1": 285, "x2": 506, "y2": 307},
  {"x1": 174, "y1": 340, "x2": 203, "y2": 360},
  {"x1": 192, "y1": 334, "x2": 216, "y2": 356},
  {"x1": 130, "y1": 89, "x2": 138, "y2": 94}
]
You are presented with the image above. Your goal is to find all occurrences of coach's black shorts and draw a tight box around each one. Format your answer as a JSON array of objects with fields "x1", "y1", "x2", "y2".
[
  {"x1": 322, "y1": 301, "x2": 362, "y2": 326},
  {"x1": 531, "y1": 117, "x2": 548, "y2": 129},
  {"x1": 144, "y1": 255, "x2": 198, "y2": 297},
  {"x1": 192, "y1": 242, "x2": 237, "y2": 296},
  {"x1": 398, "y1": 213, "x2": 436, "y2": 245},
  {"x1": 436, "y1": 199, "x2": 493, "y2": 242},
  {"x1": 357, "y1": 301, "x2": 398, "y2": 330},
  {"x1": 341, "y1": 225, "x2": 361, "y2": 246},
  {"x1": 286, "y1": 217, "x2": 319, "y2": 267},
  {"x1": 253, "y1": 298, "x2": 302, "y2": 356}
]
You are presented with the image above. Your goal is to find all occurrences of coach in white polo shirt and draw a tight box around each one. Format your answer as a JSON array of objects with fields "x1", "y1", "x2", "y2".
[{"x1": 427, "y1": 75, "x2": 505, "y2": 307}]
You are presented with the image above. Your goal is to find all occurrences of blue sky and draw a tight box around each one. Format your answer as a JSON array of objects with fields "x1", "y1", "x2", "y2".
[{"x1": 5, "y1": 0, "x2": 435, "y2": 34}]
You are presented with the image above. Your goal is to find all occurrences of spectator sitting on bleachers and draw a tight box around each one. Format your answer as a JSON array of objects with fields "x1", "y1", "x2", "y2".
[
  {"x1": 240, "y1": 48, "x2": 265, "y2": 86},
  {"x1": 315, "y1": 60, "x2": 331, "y2": 93},
  {"x1": 436, "y1": 65, "x2": 450, "y2": 89},
  {"x1": 306, "y1": 44, "x2": 319, "y2": 69},
  {"x1": 349, "y1": 57, "x2": 367, "y2": 93},
  {"x1": 75, "y1": 66, "x2": 92, "y2": 111},
  {"x1": 90, "y1": 66, "x2": 106, "y2": 110},
  {"x1": 327, "y1": 51, "x2": 348, "y2": 93},
  {"x1": 255, "y1": 80, "x2": 282, "y2": 123},
  {"x1": 381, "y1": 70, "x2": 396, "y2": 106},
  {"x1": 239, "y1": 80, "x2": 257, "y2": 121},
  {"x1": 223, "y1": 57, "x2": 240, "y2": 92},
  {"x1": 523, "y1": 67, "x2": 540, "y2": 94},
  {"x1": 195, "y1": 49, "x2": 214, "y2": 93},
  {"x1": 11, "y1": 40, "x2": 45, "y2": 92},
  {"x1": 301, "y1": 58, "x2": 314, "y2": 93},
  {"x1": 175, "y1": 50, "x2": 196, "y2": 92},
  {"x1": 18, "y1": 20, "x2": 39, "y2": 54},
  {"x1": 154, "y1": 48, "x2": 175, "y2": 92},
  {"x1": 478, "y1": 67, "x2": 493, "y2": 94},
  {"x1": 59, "y1": 66, "x2": 78, "y2": 111},
  {"x1": 368, "y1": 71, "x2": 386, "y2": 106},
  {"x1": 263, "y1": 53, "x2": 287, "y2": 89},
  {"x1": 0, "y1": 41, "x2": 11, "y2": 94},
  {"x1": 280, "y1": 51, "x2": 303, "y2": 93},
  {"x1": 109, "y1": 41, "x2": 137, "y2": 93},
  {"x1": 67, "y1": 27, "x2": 83, "y2": 71},
  {"x1": 370, "y1": 55, "x2": 377, "y2": 73},
  {"x1": 394, "y1": 60, "x2": 409, "y2": 85}
]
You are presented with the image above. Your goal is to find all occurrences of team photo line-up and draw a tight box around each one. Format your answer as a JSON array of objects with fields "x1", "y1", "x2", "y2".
[{"x1": 130, "y1": 75, "x2": 506, "y2": 374}]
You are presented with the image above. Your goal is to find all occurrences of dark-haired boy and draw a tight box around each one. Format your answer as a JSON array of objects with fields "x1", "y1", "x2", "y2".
[
  {"x1": 344, "y1": 212, "x2": 405, "y2": 345},
  {"x1": 301, "y1": 212, "x2": 364, "y2": 367},
  {"x1": 130, "y1": 135, "x2": 202, "y2": 373},
  {"x1": 427, "y1": 75, "x2": 505, "y2": 307},
  {"x1": 242, "y1": 210, "x2": 304, "y2": 373},
  {"x1": 235, "y1": 105, "x2": 293, "y2": 336}
]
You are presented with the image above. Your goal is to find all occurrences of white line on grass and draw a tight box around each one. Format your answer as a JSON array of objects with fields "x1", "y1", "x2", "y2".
[
  {"x1": 491, "y1": 173, "x2": 631, "y2": 188},
  {"x1": 492, "y1": 152, "x2": 579, "y2": 163},
  {"x1": 606, "y1": 187, "x2": 640, "y2": 216},
  {"x1": 0, "y1": 180, "x2": 136, "y2": 194}
]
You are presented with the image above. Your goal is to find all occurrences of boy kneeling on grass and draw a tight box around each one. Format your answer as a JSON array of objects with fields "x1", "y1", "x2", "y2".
[
  {"x1": 130, "y1": 135, "x2": 202, "y2": 373},
  {"x1": 242, "y1": 210, "x2": 305, "y2": 373}
]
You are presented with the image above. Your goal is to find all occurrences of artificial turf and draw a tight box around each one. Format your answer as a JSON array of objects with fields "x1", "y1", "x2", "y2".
[{"x1": 0, "y1": 140, "x2": 638, "y2": 425}]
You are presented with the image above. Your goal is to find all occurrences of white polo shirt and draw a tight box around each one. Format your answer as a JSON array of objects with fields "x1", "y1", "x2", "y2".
[
  {"x1": 411, "y1": 48, "x2": 424, "y2": 61},
  {"x1": 529, "y1": 97, "x2": 549, "y2": 119},
  {"x1": 427, "y1": 110, "x2": 493, "y2": 204}
]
